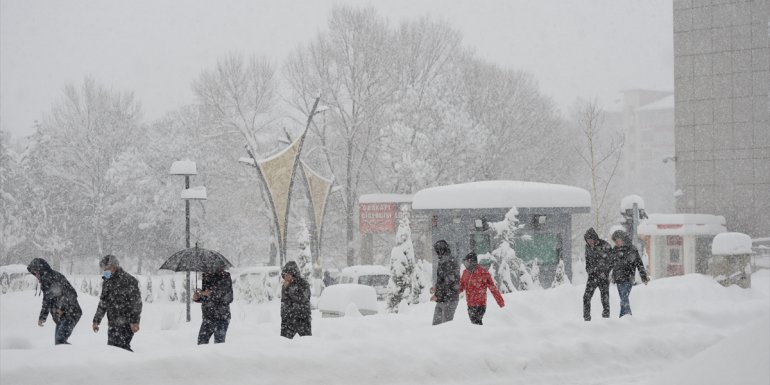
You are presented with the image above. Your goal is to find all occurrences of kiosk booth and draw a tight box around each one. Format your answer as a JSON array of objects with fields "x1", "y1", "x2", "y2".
[{"x1": 637, "y1": 214, "x2": 727, "y2": 279}]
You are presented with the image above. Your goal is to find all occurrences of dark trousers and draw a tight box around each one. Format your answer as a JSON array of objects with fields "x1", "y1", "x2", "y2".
[
  {"x1": 54, "y1": 314, "x2": 81, "y2": 345},
  {"x1": 107, "y1": 324, "x2": 134, "y2": 351},
  {"x1": 281, "y1": 320, "x2": 311, "y2": 339},
  {"x1": 198, "y1": 318, "x2": 230, "y2": 344},
  {"x1": 467, "y1": 306, "x2": 486, "y2": 325},
  {"x1": 583, "y1": 276, "x2": 610, "y2": 320},
  {"x1": 432, "y1": 300, "x2": 459, "y2": 325},
  {"x1": 617, "y1": 282, "x2": 633, "y2": 317}
]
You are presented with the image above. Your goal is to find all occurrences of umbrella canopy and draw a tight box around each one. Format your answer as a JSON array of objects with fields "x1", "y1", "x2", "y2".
[{"x1": 160, "y1": 245, "x2": 233, "y2": 273}]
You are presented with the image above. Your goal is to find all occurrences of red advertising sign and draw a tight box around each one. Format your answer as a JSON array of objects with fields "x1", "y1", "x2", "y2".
[{"x1": 359, "y1": 203, "x2": 398, "y2": 233}]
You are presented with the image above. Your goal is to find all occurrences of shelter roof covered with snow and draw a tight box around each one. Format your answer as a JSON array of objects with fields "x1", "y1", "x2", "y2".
[
  {"x1": 638, "y1": 214, "x2": 727, "y2": 236},
  {"x1": 358, "y1": 194, "x2": 413, "y2": 204},
  {"x1": 411, "y1": 180, "x2": 591, "y2": 210}
]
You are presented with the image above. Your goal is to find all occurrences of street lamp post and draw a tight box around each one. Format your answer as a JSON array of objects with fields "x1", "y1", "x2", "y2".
[{"x1": 170, "y1": 160, "x2": 207, "y2": 322}]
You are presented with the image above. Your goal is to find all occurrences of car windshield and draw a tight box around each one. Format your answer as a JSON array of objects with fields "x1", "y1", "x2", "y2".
[{"x1": 358, "y1": 274, "x2": 389, "y2": 287}]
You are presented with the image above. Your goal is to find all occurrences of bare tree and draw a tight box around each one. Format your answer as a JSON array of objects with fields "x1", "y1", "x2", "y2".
[
  {"x1": 572, "y1": 98, "x2": 625, "y2": 231},
  {"x1": 193, "y1": 53, "x2": 283, "y2": 264},
  {"x1": 285, "y1": 6, "x2": 396, "y2": 266}
]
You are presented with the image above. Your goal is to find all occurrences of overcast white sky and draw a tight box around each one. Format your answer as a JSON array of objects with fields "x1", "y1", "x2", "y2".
[{"x1": 0, "y1": 0, "x2": 673, "y2": 138}]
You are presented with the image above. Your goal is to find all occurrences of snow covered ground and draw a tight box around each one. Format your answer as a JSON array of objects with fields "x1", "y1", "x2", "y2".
[{"x1": 2, "y1": 271, "x2": 768, "y2": 385}]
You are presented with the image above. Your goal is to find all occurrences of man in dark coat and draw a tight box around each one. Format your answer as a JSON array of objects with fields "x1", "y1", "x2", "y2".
[
  {"x1": 280, "y1": 261, "x2": 311, "y2": 339},
  {"x1": 27, "y1": 258, "x2": 82, "y2": 345},
  {"x1": 582, "y1": 228, "x2": 612, "y2": 321},
  {"x1": 92, "y1": 255, "x2": 142, "y2": 351},
  {"x1": 192, "y1": 266, "x2": 233, "y2": 344},
  {"x1": 430, "y1": 240, "x2": 460, "y2": 325},
  {"x1": 609, "y1": 230, "x2": 650, "y2": 317}
]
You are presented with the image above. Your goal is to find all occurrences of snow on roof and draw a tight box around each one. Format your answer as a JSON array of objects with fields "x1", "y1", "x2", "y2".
[
  {"x1": 358, "y1": 194, "x2": 413, "y2": 204},
  {"x1": 637, "y1": 214, "x2": 727, "y2": 236},
  {"x1": 238, "y1": 157, "x2": 256, "y2": 166},
  {"x1": 636, "y1": 94, "x2": 675, "y2": 111},
  {"x1": 317, "y1": 284, "x2": 378, "y2": 313},
  {"x1": 169, "y1": 160, "x2": 197, "y2": 175},
  {"x1": 180, "y1": 186, "x2": 207, "y2": 200},
  {"x1": 712, "y1": 233, "x2": 754, "y2": 255},
  {"x1": 340, "y1": 265, "x2": 389, "y2": 277},
  {"x1": 621, "y1": 195, "x2": 645, "y2": 211},
  {"x1": 412, "y1": 180, "x2": 591, "y2": 210}
]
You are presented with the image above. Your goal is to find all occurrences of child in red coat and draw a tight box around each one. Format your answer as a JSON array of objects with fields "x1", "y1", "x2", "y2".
[{"x1": 459, "y1": 252, "x2": 505, "y2": 325}]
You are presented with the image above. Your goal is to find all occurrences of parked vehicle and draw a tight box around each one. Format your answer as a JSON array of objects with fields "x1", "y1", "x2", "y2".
[
  {"x1": 234, "y1": 266, "x2": 281, "y2": 303},
  {"x1": 0, "y1": 264, "x2": 36, "y2": 294},
  {"x1": 317, "y1": 284, "x2": 378, "y2": 317},
  {"x1": 338, "y1": 265, "x2": 390, "y2": 300}
]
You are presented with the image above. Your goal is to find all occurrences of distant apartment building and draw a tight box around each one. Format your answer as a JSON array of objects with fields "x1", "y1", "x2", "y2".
[
  {"x1": 605, "y1": 89, "x2": 676, "y2": 214},
  {"x1": 673, "y1": 0, "x2": 770, "y2": 237}
]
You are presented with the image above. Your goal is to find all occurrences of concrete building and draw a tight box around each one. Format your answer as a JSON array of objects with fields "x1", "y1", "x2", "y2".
[
  {"x1": 673, "y1": 0, "x2": 770, "y2": 237},
  {"x1": 605, "y1": 89, "x2": 676, "y2": 214}
]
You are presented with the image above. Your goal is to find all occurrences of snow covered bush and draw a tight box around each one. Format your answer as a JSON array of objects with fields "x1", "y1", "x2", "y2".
[{"x1": 529, "y1": 259, "x2": 543, "y2": 290}]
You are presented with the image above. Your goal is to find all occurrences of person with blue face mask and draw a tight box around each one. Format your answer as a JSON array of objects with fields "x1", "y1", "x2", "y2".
[{"x1": 92, "y1": 254, "x2": 143, "y2": 351}]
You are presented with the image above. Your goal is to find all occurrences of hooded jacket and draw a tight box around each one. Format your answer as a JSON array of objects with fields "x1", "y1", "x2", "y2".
[
  {"x1": 459, "y1": 261, "x2": 504, "y2": 308},
  {"x1": 281, "y1": 262, "x2": 311, "y2": 324},
  {"x1": 27, "y1": 258, "x2": 82, "y2": 323},
  {"x1": 434, "y1": 241, "x2": 460, "y2": 303},
  {"x1": 609, "y1": 230, "x2": 650, "y2": 284},
  {"x1": 584, "y1": 228, "x2": 612, "y2": 279},
  {"x1": 93, "y1": 268, "x2": 142, "y2": 326},
  {"x1": 194, "y1": 271, "x2": 233, "y2": 320}
]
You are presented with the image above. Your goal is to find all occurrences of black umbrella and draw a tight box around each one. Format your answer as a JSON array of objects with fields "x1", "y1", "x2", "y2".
[{"x1": 160, "y1": 244, "x2": 233, "y2": 273}]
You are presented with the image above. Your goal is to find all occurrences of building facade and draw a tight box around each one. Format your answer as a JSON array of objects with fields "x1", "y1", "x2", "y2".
[{"x1": 673, "y1": 0, "x2": 770, "y2": 237}]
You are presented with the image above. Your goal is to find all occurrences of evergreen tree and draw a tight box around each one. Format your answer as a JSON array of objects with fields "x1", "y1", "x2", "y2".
[
  {"x1": 386, "y1": 217, "x2": 415, "y2": 313},
  {"x1": 530, "y1": 258, "x2": 543, "y2": 290},
  {"x1": 551, "y1": 258, "x2": 569, "y2": 288}
]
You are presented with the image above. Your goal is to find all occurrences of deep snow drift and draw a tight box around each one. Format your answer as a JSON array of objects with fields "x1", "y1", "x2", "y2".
[{"x1": 1, "y1": 271, "x2": 768, "y2": 385}]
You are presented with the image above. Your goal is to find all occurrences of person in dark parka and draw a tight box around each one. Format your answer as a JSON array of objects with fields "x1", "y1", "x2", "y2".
[
  {"x1": 192, "y1": 266, "x2": 233, "y2": 344},
  {"x1": 430, "y1": 240, "x2": 460, "y2": 325},
  {"x1": 609, "y1": 230, "x2": 649, "y2": 317},
  {"x1": 280, "y1": 261, "x2": 311, "y2": 339},
  {"x1": 582, "y1": 228, "x2": 613, "y2": 321},
  {"x1": 92, "y1": 255, "x2": 142, "y2": 351},
  {"x1": 27, "y1": 258, "x2": 82, "y2": 345}
]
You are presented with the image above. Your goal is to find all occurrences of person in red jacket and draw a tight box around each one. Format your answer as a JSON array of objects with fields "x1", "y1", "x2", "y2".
[{"x1": 459, "y1": 252, "x2": 505, "y2": 325}]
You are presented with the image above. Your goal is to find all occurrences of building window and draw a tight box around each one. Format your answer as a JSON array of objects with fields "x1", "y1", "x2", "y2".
[{"x1": 470, "y1": 233, "x2": 491, "y2": 255}]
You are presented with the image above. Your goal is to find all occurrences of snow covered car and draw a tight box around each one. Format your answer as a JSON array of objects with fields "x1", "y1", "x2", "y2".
[
  {"x1": 0, "y1": 264, "x2": 36, "y2": 294},
  {"x1": 234, "y1": 266, "x2": 281, "y2": 303},
  {"x1": 338, "y1": 265, "x2": 390, "y2": 300},
  {"x1": 317, "y1": 284, "x2": 378, "y2": 318}
]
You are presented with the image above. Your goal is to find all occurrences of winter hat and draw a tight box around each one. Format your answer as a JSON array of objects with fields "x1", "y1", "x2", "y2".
[
  {"x1": 433, "y1": 240, "x2": 450, "y2": 256},
  {"x1": 463, "y1": 252, "x2": 478, "y2": 264},
  {"x1": 584, "y1": 228, "x2": 600, "y2": 242},
  {"x1": 27, "y1": 258, "x2": 52, "y2": 275},
  {"x1": 99, "y1": 254, "x2": 120, "y2": 270},
  {"x1": 282, "y1": 261, "x2": 301, "y2": 279}
]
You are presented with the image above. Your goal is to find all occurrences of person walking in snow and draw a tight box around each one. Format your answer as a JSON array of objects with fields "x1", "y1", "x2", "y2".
[
  {"x1": 609, "y1": 230, "x2": 649, "y2": 317},
  {"x1": 582, "y1": 228, "x2": 613, "y2": 321},
  {"x1": 92, "y1": 254, "x2": 143, "y2": 351},
  {"x1": 192, "y1": 263, "x2": 233, "y2": 344},
  {"x1": 27, "y1": 258, "x2": 82, "y2": 345},
  {"x1": 280, "y1": 261, "x2": 312, "y2": 339},
  {"x1": 459, "y1": 252, "x2": 505, "y2": 325},
  {"x1": 430, "y1": 240, "x2": 460, "y2": 325}
]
